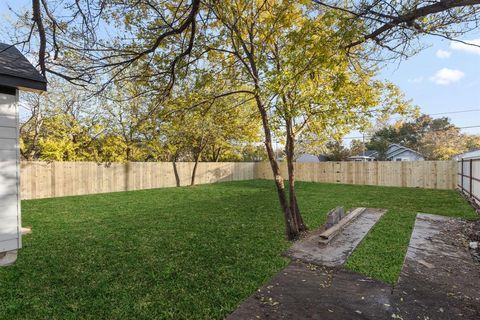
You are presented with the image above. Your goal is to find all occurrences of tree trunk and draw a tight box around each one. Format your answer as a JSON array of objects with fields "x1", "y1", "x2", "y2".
[
  {"x1": 213, "y1": 147, "x2": 221, "y2": 162},
  {"x1": 254, "y1": 94, "x2": 299, "y2": 240},
  {"x1": 126, "y1": 146, "x2": 131, "y2": 162},
  {"x1": 285, "y1": 118, "x2": 307, "y2": 233},
  {"x1": 191, "y1": 153, "x2": 201, "y2": 186},
  {"x1": 172, "y1": 154, "x2": 181, "y2": 187}
]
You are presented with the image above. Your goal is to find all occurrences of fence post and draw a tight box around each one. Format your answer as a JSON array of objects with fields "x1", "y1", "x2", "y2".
[
  {"x1": 470, "y1": 159, "x2": 473, "y2": 197},
  {"x1": 461, "y1": 159, "x2": 464, "y2": 191}
]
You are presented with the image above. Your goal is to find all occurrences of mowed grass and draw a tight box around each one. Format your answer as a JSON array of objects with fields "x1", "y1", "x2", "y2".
[{"x1": 0, "y1": 180, "x2": 476, "y2": 319}]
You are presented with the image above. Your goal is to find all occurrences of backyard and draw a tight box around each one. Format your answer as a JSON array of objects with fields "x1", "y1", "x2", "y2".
[{"x1": 0, "y1": 180, "x2": 476, "y2": 320}]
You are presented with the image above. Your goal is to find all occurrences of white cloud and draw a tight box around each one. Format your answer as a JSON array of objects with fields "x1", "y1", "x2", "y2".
[
  {"x1": 450, "y1": 39, "x2": 480, "y2": 55},
  {"x1": 435, "y1": 49, "x2": 451, "y2": 59},
  {"x1": 430, "y1": 68, "x2": 465, "y2": 85},
  {"x1": 408, "y1": 76, "x2": 424, "y2": 83}
]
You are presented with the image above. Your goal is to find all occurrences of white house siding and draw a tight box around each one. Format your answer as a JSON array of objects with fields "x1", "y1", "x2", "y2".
[{"x1": 0, "y1": 91, "x2": 21, "y2": 254}]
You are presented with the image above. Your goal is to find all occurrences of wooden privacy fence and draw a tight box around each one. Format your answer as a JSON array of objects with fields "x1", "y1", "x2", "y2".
[
  {"x1": 458, "y1": 157, "x2": 480, "y2": 207},
  {"x1": 20, "y1": 160, "x2": 456, "y2": 200},
  {"x1": 20, "y1": 162, "x2": 255, "y2": 200},
  {"x1": 255, "y1": 161, "x2": 457, "y2": 190}
]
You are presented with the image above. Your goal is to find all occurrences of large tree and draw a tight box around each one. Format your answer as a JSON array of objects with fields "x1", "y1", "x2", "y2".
[
  {"x1": 257, "y1": 3, "x2": 412, "y2": 236},
  {"x1": 7, "y1": 0, "x2": 477, "y2": 83},
  {"x1": 8, "y1": 0, "x2": 480, "y2": 239}
]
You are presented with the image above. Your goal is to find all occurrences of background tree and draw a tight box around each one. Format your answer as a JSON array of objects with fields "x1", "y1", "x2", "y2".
[
  {"x1": 349, "y1": 139, "x2": 366, "y2": 157},
  {"x1": 324, "y1": 141, "x2": 351, "y2": 161},
  {"x1": 20, "y1": 83, "x2": 104, "y2": 161},
  {"x1": 420, "y1": 126, "x2": 466, "y2": 160},
  {"x1": 101, "y1": 85, "x2": 153, "y2": 162},
  {"x1": 19, "y1": 94, "x2": 43, "y2": 160},
  {"x1": 465, "y1": 135, "x2": 480, "y2": 151},
  {"x1": 366, "y1": 115, "x2": 480, "y2": 160},
  {"x1": 151, "y1": 74, "x2": 260, "y2": 185},
  {"x1": 241, "y1": 145, "x2": 269, "y2": 162}
]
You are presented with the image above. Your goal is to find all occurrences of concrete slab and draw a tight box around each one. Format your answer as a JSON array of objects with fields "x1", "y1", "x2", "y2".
[
  {"x1": 285, "y1": 208, "x2": 386, "y2": 267},
  {"x1": 0, "y1": 250, "x2": 17, "y2": 266},
  {"x1": 226, "y1": 262, "x2": 393, "y2": 320},
  {"x1": 392, "y1": 213, "x2": 480, "y2": 319},
  {"x1": 227, "y1": 213, "x2": 480, "y2": 319}
]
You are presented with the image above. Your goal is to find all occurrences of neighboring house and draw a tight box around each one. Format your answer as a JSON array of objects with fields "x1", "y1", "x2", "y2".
[
  {"x1": 452, "y1": 149, "x2": 480, "y2": 161},
  {"x1": 296, "y1": 153, "x2": 319, "y2": 162},
  {"x1": 296, "y1": 153, "x2": 320, "y2": 163},
  {"x1": 347, "y1": 150, "x2": 378, "y2": 162},
  {"x1": 297, "y1": 144, "x2": 425, "y2": 162},
  {"x1": 386, "y1": 144, "x2": 424, "y2": 161},
  {"x1": 348, "y1": 144, "x2": 424, "y2": 161},
  {"x1": 347, "y1": 155, "x2": 376, "y2": 162}
]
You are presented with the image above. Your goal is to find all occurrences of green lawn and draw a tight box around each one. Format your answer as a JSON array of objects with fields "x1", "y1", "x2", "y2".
[{"x1": 0, "y1": 180, "x2": 476, "y2": 319}]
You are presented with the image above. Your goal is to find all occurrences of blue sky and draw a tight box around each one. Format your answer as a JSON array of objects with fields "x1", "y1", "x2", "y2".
[
  {"x1": 1, "y1": 0, "x2": 480, "y2": 137},
  {"x1": 378, "y1": 34, "x2": 480, "y2": 136}
]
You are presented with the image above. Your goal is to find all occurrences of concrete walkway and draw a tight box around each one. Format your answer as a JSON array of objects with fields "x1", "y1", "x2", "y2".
[
  {"x1": 285, "y1": 208, "x2": 385, "y2": 267},
  {"x1": 227, "y1": 263, "x2": 392, "y2": 320},
  {"x1": 392, "y1": 213, "x2": 480, "y2": 319},
  {"x1": 227, "y1": 213, "x2": 480, "y2": 320}
]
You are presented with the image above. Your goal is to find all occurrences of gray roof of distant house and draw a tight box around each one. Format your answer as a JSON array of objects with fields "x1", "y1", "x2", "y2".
[
  {"x1": 350, "y1": 150, "x2": 378, "y2": 158},
  {"x1": 352, "y1": 144, "x2": 424, "y2": 159},
  {"x1": 358, "y1": 150, "x2": 378, "y2": 157},
  {"x1": 0, "y1": 43, "x2": 47, "y2": 92},
  {"x1": 387, "y1": 143, "x2": 424, "y2": 159}
]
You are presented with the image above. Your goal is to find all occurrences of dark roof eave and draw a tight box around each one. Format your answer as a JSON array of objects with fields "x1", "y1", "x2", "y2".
[
  {"x1": 0, "y1": 43, "x2": 48, "y2": 92},
  {"x1": 0, "y1": 74, "x2": 47, "y2": 92}
]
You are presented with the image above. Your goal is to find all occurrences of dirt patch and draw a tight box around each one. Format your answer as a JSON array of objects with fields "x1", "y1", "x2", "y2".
[{"x1": 465, "y1": 219, "x2": 480, "y2": 263}]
